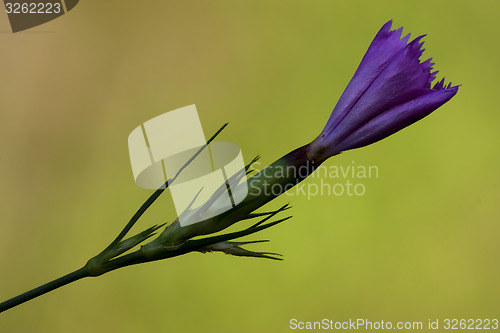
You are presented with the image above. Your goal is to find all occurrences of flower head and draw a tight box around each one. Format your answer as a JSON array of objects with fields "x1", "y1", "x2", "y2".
[
  {"x1": 309, "y1": 20, "x2": 459, "y2": 161},
  {"x1": 145, "y1": 21, "x2": 461, "y2": 245}
]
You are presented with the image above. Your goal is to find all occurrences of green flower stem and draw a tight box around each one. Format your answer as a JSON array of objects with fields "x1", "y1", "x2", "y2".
[
  {"x1": 0, "y1": 201, "x2": 289, "y2": 313},
  {"x1": 0, "y1": 123, "x2": 292, "y2": 313},
  {"x1": 0, "y1": 267, "x2": 89, "y2": 313},
  {"x1": 0, "y1": 246, "x2": 192, "y2": 313}
]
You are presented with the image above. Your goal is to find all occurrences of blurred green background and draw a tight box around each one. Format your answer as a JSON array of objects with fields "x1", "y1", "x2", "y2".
[{"x1": 1, "y1": 1, "x2": 499, "y2": 332}]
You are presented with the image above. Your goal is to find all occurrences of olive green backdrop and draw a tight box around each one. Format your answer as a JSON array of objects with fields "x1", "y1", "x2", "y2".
[{"x1": 1, "y1": 1, "x2": 498, "y2": 332}]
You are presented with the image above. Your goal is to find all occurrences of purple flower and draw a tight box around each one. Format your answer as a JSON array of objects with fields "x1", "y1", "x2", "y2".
[{"x1": 309, "y1": 20, "x2": 459, "y2": 161}]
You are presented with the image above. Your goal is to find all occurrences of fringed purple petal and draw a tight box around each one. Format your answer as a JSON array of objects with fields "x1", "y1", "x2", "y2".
[
  {"x1": 332, "y1": 85, "x2": 459, "y2": 154},
  {"x1": 321, "y1": 33, "x2": 433, "y2": 152},
  {"x1": 309, "y1": 21, "x2": 458, "y2": 160},
  {"x1": 321, "y1": 20, "x2": 409, "y2": 136}
]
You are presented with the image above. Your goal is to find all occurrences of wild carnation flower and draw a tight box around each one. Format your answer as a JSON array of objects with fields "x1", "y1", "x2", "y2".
[
  {"x1": 166, "y1": 20, "x2": 460, "y2": 242},
  {"x1": 0, "y1": 21, "x2": 459, "y2": 313},
  {"x1": 308, "y1": 20, "x2": 459, "y2": 161}
]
